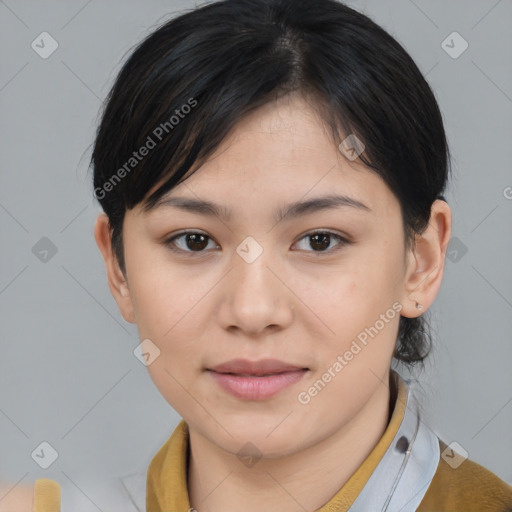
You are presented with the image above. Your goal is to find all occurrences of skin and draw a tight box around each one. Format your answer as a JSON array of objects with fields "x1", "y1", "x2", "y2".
[
  {"x1": 95, "y1": 91, "x2": 451, "y2": 512},
  {"x1": 0, "y1": 481, "x2": 34, "y2": 512}
]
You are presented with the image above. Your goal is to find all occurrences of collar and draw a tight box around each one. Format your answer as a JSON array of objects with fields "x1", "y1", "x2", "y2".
[
  {"x1": 119, "y1": 370, "x2": 440, "y2": 512},
  {"x1": 346, "y1": 374, "x2": 440, "y2": 511}
]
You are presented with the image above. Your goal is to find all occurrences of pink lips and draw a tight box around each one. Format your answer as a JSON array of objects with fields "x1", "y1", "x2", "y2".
[{"x1": 207, "y1": 358, "x2": 308, "y2": 400}]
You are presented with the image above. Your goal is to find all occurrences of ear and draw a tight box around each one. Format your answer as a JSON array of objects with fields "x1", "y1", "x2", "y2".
[
  {"x1": 94, "y1": 213, "x2": 136, "y2": 324},
  {"x1": 400, "y1": 199, "x2": 452, "y2": 318}
]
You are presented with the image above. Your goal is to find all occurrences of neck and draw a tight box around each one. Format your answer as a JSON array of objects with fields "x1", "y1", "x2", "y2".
[{"x1": 187, "y1": 372, "x2": 396, "y2": 512}]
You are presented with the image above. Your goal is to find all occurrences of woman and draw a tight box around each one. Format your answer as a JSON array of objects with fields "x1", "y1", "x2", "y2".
[{"x1": 30, "y1": 0, "x2": 512, "y2": 510}]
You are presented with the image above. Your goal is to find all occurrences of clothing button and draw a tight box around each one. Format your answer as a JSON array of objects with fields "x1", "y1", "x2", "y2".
[{"x1": 395, "y1": 435, "x2": 409, "y2": 453}]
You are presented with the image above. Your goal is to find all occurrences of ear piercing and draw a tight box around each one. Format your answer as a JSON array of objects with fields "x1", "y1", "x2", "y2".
[{"x1": 416, "y1": 302, "x2": 423, "y2": 310}]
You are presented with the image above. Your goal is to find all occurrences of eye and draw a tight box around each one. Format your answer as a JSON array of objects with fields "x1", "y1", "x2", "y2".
[
  {"x1": 293, "y1": 230, "x2": 350, "y2": 254},
  {"x1": 164, "y1": 231, "x2": 219, "y2": 253},
  {"x1": 164, "y1": 229, "x2": 350, "y2": 255}
]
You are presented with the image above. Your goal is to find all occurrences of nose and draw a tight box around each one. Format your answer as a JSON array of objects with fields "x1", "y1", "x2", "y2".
[{"x1": 216, "y1": 245, "x2": 294, "y2": 337}]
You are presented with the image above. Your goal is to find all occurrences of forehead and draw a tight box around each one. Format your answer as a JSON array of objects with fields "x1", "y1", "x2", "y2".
[{"x1": 140, "y1": 92, "x2": 398, "y2": 221}]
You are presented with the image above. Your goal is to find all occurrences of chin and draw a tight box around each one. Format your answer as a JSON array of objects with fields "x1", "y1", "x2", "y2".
[{"x1": 222, "y1": 419, "x2": 309, "y2": 454}]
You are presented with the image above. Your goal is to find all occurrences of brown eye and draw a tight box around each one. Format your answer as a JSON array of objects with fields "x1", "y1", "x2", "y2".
[
  {"x1": 294, "y1": 231, "x2": 349, "y2": 254},
  {"x1": 309, "y1": 233, "x2": 331, "y2": 251},
  {"x1": 165, "y1": 231, "x2": 218, "y2": 253}
]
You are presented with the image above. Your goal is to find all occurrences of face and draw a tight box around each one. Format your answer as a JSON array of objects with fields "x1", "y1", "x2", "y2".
[{"x1": 97, "y1": 92, "x2": 429, "y2": 458}]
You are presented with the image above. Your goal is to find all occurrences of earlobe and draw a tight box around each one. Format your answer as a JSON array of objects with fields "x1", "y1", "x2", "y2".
[
  {"x1": 401, "y1": 200, "x2": 452, "y2": 318},
  {"x1": 93, "y1": 213, "x2": 136, "y2": 324}
]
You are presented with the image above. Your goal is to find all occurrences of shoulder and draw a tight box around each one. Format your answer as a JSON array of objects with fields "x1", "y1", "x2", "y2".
[
  {"x1": 418, "y1": 439, "x2": 512, "y2": 511},
  {"x1": 34, "y1": 479, "x2": 61, "y2": 512}
]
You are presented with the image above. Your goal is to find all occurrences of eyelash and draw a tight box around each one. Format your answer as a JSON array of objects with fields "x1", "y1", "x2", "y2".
[{"x1": 163, "y1": 229, "x2": 351, "y2": 256}]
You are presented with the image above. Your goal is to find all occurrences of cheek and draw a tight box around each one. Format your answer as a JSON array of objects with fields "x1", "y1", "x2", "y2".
[
  {"x1": 129, "y1": 258, "x2": 206, "y2": 406},
  {"x1": 125, "y1": 247, "x2": 191, "y2": 341},
  {"x1": 347, "y1": 233, "x2": 404, "y2": 297},
  {"x1": 297, "y1": 247, "x2": 403, "y2": 351}
]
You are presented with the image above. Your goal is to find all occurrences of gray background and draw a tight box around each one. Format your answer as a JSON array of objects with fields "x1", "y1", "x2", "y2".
[{"x1": 1, "y1": 0, "x2": 511, "y2": 508}]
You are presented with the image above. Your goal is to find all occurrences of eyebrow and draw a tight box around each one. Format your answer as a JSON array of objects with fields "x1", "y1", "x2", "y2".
[{"x1": 150, "y1": 194, "x2": 371, "y2": 223}]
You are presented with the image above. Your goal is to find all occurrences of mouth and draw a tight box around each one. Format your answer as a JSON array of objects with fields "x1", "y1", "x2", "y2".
[
  {"x1": 214, "y1": 371, "x2": 305, "y2": 377},
  {"x1": 207, "y1": 358, "x2": 309, "y2": 376},
  {"x1": 206, "y1": 362, "x2": 309, "y2": 400}
]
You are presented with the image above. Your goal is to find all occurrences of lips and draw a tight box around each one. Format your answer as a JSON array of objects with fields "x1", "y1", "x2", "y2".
[
  {"x1": 206, "y1": 359, "x2": 308, "y2": 400},
  {"x1": 208, "y1": 358, "x2": 308, "y2": 376}
]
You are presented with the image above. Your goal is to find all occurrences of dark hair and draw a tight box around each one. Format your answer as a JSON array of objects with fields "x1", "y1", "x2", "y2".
[{"x1": 90, "y1": 0, "x2": 451, "y2": 370}]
